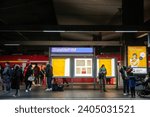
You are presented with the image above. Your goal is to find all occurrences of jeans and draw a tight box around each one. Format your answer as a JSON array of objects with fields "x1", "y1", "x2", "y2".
[
  {"x1": 47, "y1": 76, "x2": 52, "y2": 89},
  {"x1": 15, "y1": 89, "x2": 19, "y2": 96},
  {"x1": 130, "y1": 87, "x2": 135, "y2": 97},
  {"x1": 26, "y1": 81, "x2": 32, "y2": 90},
  {"x1": 123, "y1": 79, "x2": 129, "y2": 94},
  {"x1": 99, "y1": 75, "x2": 106, "y2": 92},
  {"x1": 102, "y1": 78, "x2": 106, "y2": 91}
]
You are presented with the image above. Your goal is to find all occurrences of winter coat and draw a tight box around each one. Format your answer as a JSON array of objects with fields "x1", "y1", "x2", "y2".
[
  {"x1": 2, "y1": 65, "x2": 11, "y2": 83},
  {"x1": 11, "y1": 67, "x2": 21, "y2": 89},
  {"x1": 46, "y1": 64, "x2": 53, "y2": 77},
  {"x1": 25, "y1": 66, "x2": 33, "y2": 81}
]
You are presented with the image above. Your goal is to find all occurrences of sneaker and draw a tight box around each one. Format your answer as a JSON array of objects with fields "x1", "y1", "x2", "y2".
[
  {"x1": 13, "y1": 95, "x2": 17, "y2": 97},
  {"x1": 45, "y1": 88, "x2": 50, "y2": 91},
  {"x1": 123, "y1": 93, "x2": 127, "y2": 96},
  {"x1": 25, "y1": 90, "x2": 28, "y2": 92},
  {"x1": 49, "y1": 88, "x2": 52, "y2": 91},
  {"x1": 29, "y1": 88, "x2": 32, "y2": 91}
]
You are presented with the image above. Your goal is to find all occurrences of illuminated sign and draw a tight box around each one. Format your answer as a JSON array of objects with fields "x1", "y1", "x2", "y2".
[
  {"x1": 97, "y1": 58, "x2": 115, "y2": 77},
  {"x1": 128, "y1": 46, "x2": 147, "y2": 74},
  {"x1": 52, "y1": 58, "x2": 70, "y2": 77},
  {"x1": 51, "y1": 47, "x2": 93, "y2": 54},
  {"x1": 74, "y1": 58, "x2": 93, "y2": 77},
  {"x1": 128, "y1": 46, "x2": 147, "y2": 68}
]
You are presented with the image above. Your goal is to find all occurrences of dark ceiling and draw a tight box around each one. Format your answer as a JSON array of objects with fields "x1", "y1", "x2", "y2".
[{"x1": 0, "y1": 0, "x2": 150, "y2": 55}]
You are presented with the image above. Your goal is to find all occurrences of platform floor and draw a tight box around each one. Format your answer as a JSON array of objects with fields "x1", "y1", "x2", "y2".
[{"x1": 0, "y1": 85, "x2": 149, "y2": 100}]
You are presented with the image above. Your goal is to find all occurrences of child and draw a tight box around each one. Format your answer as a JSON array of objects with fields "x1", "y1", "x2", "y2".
[{"x1": 129, "y1": 76, "x2": 136, "y2": 98}]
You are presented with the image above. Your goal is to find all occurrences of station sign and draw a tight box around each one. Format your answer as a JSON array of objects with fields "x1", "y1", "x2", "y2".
[{"x1": 51, "y1": 47, "x2": 93, "y2": 54}]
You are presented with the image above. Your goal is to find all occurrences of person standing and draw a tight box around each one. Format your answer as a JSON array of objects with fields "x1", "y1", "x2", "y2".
[
  {"x1": 99, "y1": 64, "x2": 107, "y2": 92},
  {"x1": 39, "y1": 65, "x2": 45, "y2": 86},
  {"x1": 3, "y1": 62, "x2": 11, "y2": 91},
  {"x1": 25, "y1": 64, "x2": 33, "y2": 92},
  {"x1": 0, "y1": 65, "x2": 4, "y2": 90},
  {"x1": 119, "y1": 66, "x2": 129, "y2": 95},
  {"x1": 33, "y1": 63, "x2": 40, "y2": 85},
  {"x1": 45, "y1": 64, "x2": 53, "y2": 91},
  {"x1": 11, "y1": 65, "x2": 21, "y2": 97}
]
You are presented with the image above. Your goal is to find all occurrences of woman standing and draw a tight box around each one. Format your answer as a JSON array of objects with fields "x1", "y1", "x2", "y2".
[
  {"x1": 11, "y1": 65, "x2": 21, "y2": 97},
  {"x1": 99, "y1": 64, "x2": 107, "y2": 92},
  {"x1": 25, "y1": 64, "x2": 33, "y2": 92}
]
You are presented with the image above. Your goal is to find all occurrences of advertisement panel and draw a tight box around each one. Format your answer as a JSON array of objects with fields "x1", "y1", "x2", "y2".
[
  {"x1": 97, "y1": 58, "x2": 115, "y2": 77},
  {"x1": 128, "y1": 46, "x2": 147, "y2": 67},
  {"x1": 52, "y1": 58, "x2": 70, "y2": 77},
  {"x1": 128, "y1": 46, "x2": 147, "y2": 74},
  {"x1": 74, "y1": 58, "x2": 93, "y2": 77}
]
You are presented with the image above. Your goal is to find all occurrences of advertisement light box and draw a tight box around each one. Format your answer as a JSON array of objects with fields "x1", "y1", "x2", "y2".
[
  {"x1": 74, "y1": 58, "x2": 93, "y2": 77},
  {"x1": 97, "y1": 58, "x2": 115, "y2": 77},
  {"x1": 52, "y1": 58, "x2": 70, "y2": 77},
  {"x1": 128, "y1": 46, "x2": 147, "y2": 74}
]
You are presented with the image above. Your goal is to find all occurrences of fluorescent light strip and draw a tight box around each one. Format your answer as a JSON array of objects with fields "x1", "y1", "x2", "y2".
[
  {"x1": 4, "y1": 44, "x2": 20, "y2": 46},
  {"x1": 43, "y1": 30, "x2": 143, "y2": 33},
  {"x1": 43, "y1": 30, "x2": 65, "y2": 32},
  {"x1": 115, "y1": 31, "x2": 138, "y2": 33},
  {"x1": 137, "y1": 33, "x2": 148, "y2": 38}
]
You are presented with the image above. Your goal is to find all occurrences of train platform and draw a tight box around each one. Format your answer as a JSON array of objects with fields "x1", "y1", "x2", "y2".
[{"x1": 0, "y1": 85, "x2": 149, "y2": 100}]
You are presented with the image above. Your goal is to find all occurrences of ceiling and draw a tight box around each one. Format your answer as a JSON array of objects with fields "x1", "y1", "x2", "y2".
[{"x1": 0, "y1": 0, "x2": 150, "y2": 55}]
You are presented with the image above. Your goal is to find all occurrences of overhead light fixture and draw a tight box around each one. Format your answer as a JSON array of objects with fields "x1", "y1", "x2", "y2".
[
  {"x1": 115, "y1": 31, "x2": 138, "y2": 33},
  {"x1": 4, "y1": 44, "x2": 20, "y2": 46},
  {"x1": 137, "y1": 33, "x2": 148, "y2": 38},
  {"x1": 43, "y1": 30, "x2": 65, "y2": 32}
]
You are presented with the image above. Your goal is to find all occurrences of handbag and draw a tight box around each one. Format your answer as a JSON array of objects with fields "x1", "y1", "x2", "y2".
[{"x1": 28, "y1": 76, "x2": 35, "y2": 81}]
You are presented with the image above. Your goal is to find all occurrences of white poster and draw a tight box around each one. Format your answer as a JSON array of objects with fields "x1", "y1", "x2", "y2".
[{"x1": 74, "y1": 58, "x2": 93, "y2": 77}]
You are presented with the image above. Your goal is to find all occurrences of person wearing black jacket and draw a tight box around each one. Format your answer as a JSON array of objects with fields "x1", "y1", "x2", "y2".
[
  {"x1": 0, "y1": 65, "x2": 4, "y2": 90},
  {"x1": 119, "y1": 66, "x2": 129, "y2": 95},
  {"x1": 11, "y1": 65, "x2": 21, "y2": 97},
  {"x1": 45, "y1": 64, "x2": 53, "y2": 91},
  {"x1": 24, "y1": 64, "x2": 33, "y2": 92}
]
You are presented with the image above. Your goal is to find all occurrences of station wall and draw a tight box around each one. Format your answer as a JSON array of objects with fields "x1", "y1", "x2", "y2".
[{"x1": 0, "y1": 54, "x2": 149, "y2": 84}]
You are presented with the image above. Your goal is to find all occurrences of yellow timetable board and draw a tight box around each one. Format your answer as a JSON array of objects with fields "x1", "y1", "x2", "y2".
[
  {"x1": 52, "y1": 58, "x2": 70, "y2": 77},
  {"x1": 97, "y1": 59, "x2": 115, "y2": 77}
]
